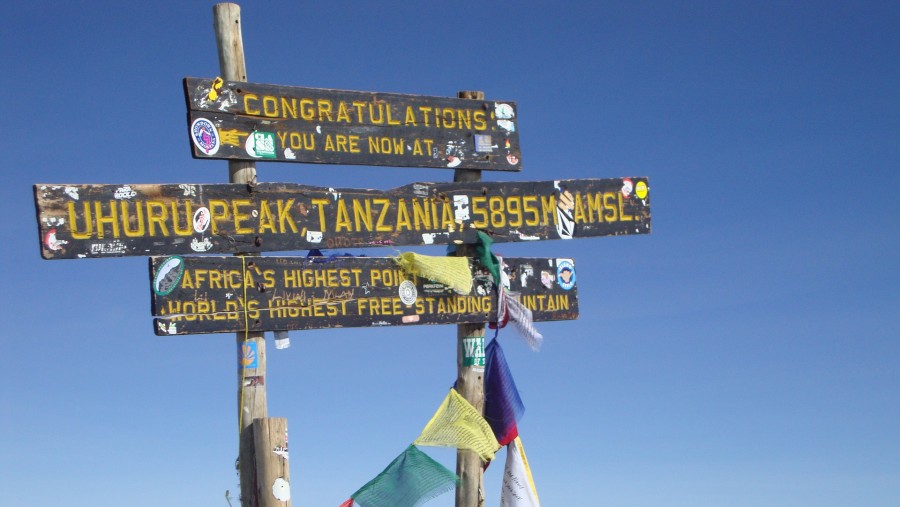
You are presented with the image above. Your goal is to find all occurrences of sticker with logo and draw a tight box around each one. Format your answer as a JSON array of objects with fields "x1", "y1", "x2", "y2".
[
  {"x1": 635, "y1": 180, "x2": 648, "y2": 200},
  {"x1": 475, "y1": 134, "x2": 494, "y2": 153},
  {"x1": 556, "y1": 259, "x2": 576, "y2": 291},
  {"x1": 241, "y1": 342, "x2": 258, "y2": 369},
  {"x1": 246, "y1": 131, "x2": 277, "y2": 159},
  {"x1": 153, "y1": 256, "x2": 185, "y2": 296},
  {"x1": 398, "y1": 280, "x2": 418, "y2": 306},
  {"x1": 191, "y1": 118, "x2": 220, "y2": 155},
  {"x1": 462, "y1": 336, "x2": 485, "y2": 367},
  {"x1": 193, "y1": 207, "x2": 211, "y2": 233}
]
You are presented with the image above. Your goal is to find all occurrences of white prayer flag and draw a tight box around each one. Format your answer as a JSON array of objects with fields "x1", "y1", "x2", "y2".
[{"x1": 500, "y1": 437, "x2": 540, "y2": 506}]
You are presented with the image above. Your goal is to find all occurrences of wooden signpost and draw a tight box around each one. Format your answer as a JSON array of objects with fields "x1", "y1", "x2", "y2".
[
  {"x1": 184, "y1": 77, "x2": 522, "y2": 171},
  {"x1": 34, "y1": 178, "x2": 650, "y2": 260},
  {"x1": 32, "y1": 4, "x2": 651, "y2": 506},
  {"x1": 150, "y1": 255, "x2": 578, "y2": 335}
]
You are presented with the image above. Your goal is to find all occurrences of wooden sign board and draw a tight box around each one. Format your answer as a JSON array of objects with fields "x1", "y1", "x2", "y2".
[
  {"x1": 34, "y1": 178, "x2": 650, "y2": 260},
  {"x1": 150, "y1": 255, "x2": 578, "y2": 335},
  {"x1": 184, "y1": 77, "x2": 521, "y2": 171}
]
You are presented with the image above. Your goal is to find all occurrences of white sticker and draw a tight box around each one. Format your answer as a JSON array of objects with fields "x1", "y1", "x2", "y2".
[
  {"x1": 398, "y1": 280, "x2": 418, "y2": 306},
  {"x1": 272, "y1": 477, "x2": 290, "y2": 501}
]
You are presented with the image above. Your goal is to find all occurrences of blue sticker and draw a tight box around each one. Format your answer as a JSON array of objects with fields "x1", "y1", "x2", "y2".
[
  {"x1": 556, "y1": 259, "x2": 576, "y2": 291},
  {"x1": 240, "y1": 342, "x2": 258, "y2": 369}
]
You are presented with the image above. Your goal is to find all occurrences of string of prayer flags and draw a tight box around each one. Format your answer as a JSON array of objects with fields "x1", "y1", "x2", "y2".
[
  {"x1": 395, "y1": 252, "x2": 472, "y2": 294},
  {"x1": 414, "y1": 389, "x2": 500, "y2": 462},
  {"x1": 484, "y1": 338, "x2": 525, "y2": 446},
  {"x1": 341, "y1": 445, "x2": 458, "y2": 507},
  {"x1": 500, "y1": 437, "x2": 541, "y2": 507}
]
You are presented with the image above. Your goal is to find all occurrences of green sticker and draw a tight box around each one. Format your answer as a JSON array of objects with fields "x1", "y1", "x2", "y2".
[
  {"x1": 153, "y1": 256, "x2": 184, "y2": 296},
  {"x1": 249, "y1": 131, "x2": 277, "y2": 158},
  {"x1": 462, "y1": 336, "x2": 485, "y2": 367}
]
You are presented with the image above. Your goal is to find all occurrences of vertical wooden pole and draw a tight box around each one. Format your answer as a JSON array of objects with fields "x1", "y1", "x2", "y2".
[
  {"x1": 212, "y1": 4, "x2": 268, "y2": 507},
  {"x1": 254, "y1": 418, "x2": 291, "y2": 506},
  {"x1": 454, "y1": 90, "x2": 486, "y2": 507}
]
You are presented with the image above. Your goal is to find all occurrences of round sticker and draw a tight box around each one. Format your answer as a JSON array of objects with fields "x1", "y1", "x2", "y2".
[
  {"x1": 635, "y1": 180, "x2": 648, "y2": 199},
  {"x1": 398, "y1": 280, "x2": 418, "y2": 306},
  {"x1": 621, "y1": 178, "x2": 634, "y2": 198},
  {"x1": 154, "y1": 256, "x2": 185, "y2": 296},
  {"x1": 193, "y1": 207, "x2": 211, "y2": 233},
  {"x1": 190, "y1": 117, "x2": 220, "y2": 155},
  {"x1": 556, "y1": 259, "x2": 576, "y2": 291}
]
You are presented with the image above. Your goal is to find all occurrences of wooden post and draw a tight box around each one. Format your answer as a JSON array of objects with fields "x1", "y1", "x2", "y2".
[
  {"x1": 213, "y1": 4, "x2": 269, "y2": 507},
  {"x1": 254, "y1": 418, "x2": 291, "y2": 506},
  {"x1": 454, "y1": 90, "x2": 486, "y2": 507}
]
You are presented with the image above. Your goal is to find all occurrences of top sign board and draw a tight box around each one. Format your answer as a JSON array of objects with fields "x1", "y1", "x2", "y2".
[
  {"x1": 184, "y1": 77, "x2": 522, "y2": 171},
  {"x1": 34, "y1": 178, "x2": 650, "y2": 260}
]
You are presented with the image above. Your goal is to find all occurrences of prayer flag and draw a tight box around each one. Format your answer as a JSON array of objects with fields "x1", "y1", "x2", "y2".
[
  {"x1": 396, "y1": 252, "x2": 472, "y2": 294},
  {"x1": 414, "y1": 389, "x2": 500, "y2": 462},
  {"x1": 484, "y1": 338, "x2": 525, "y2": 446},
  {"x1": 500, "y1": 437, "x2": 540, "y2": 506},
  {"x1": 348, "y1": 445, "x2": 457, "y2": 507}
]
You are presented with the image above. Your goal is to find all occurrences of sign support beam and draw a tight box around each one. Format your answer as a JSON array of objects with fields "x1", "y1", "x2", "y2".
[
  {"x1": 454, "y1": 90, "x2": 486, "y2": 507},
  {"x1": 213, "y1": 4, "x2": 275, "y2": 507}
]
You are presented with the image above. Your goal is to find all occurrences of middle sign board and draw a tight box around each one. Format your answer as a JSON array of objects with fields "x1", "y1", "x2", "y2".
[{"x1": 34, "y1": 178, "x2": 651, "y2": 260}]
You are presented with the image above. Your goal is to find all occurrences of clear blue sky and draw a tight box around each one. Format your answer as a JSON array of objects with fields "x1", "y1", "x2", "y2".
[{"x1": 2, "y1": 1, "x2": 898, "y2": 506}]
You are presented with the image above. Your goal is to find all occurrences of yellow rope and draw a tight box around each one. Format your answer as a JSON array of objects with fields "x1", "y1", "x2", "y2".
[{"x1": 238, "y1": 255, "x2": 249, "y2": 436}]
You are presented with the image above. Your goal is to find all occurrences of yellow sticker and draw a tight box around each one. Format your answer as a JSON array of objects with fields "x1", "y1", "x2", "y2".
[
  {"x1": 208, "y1": 77, "x2": 224, "y2": 101},
  {"x1": 635, "y1": 181, "x2": 648, "y2": 199}
]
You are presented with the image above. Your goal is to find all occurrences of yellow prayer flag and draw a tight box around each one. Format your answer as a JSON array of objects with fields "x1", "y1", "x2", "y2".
[
  {"x1": 414, "y1": 389, "x2": 500, "y2": 462},
  {"x1": 395, "y1": 252, "x2": 472, "y2": 294}
]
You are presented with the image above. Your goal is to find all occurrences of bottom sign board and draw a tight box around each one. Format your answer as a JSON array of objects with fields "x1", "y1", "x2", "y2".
[{"x1": 150, "y1": 255, "x2": 578, "y2": 335}]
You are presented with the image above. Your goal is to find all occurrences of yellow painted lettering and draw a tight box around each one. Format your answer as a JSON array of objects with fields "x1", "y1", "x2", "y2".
[
  {"x1": 317, "y1": 99, "x2": 333, "y2": 121},
  {"x1": 232, "y1": 199, "x2": 253, "y2": 234},
  {"x1": 335, "y1": 199, "x2": 351, "y2": 232},
  {"x1": 506, "y1": 196, "x2": 523, "y2": 227},
  {"x1": 618, "y1": 192, "x2": 633, "y2": 221},
  {"x1": 385, "y1": 104, "x2": 401, "y2": 125},
  {"x1": 67, "y1": 201, "x2": 93, "y2": 239},
  {"x1": 336, "y1": 101, "x2": 351, "y2": 123},
  {"x1": 412, "y1": 199, "x2": 431, "y2": 229},
  {"x1": 146, "y1": 201, "x2": 168, "y2": 237},
  {"x1": 277, "y1": 199, "x2": 298, "y2": 234},
  {"x1": 311, "y1": 198, "x2": 329, "y2": 232},
  {"x1": 280, "y1": 97, "x2": 297, "y2": 119},
  {"x1": 368, "y1": 103, "x2": 385, "y2": 124},
  {"x1": 396, "y1": 199, "x2": 412, "y2": 231},
  {"x1": 404, "y1": 106, "x2": 417, "y2": 126},
  {"x1": 603, "y1": 192, "x2": 618, "y2": 222},
  {"x1": 258, "y1": 200, "x2": 276, "y2": 233},
  {"x1": 120, "y1": 201, "x2": 145, "y2": 238},
  {"x1": 471, "y1": 196, "x2": 488, "y2": 228},
  {"x1": 374, "y1": 198, "x2": 391, "y2": 232},
  {"x1": 209, "y1": 199, "x2": 229, "y2": 234},
  {"x1": 300, "y1": 98, "x2": 315, "y2": 120},
  {"x1": 352, "y1": 199, "x2": 373, "y2": 231},
  {"x1": 243, "y1": 93, "x2": 260, "y2": 115},
  {"x1": 262, "y1": 95, "x2": 279, "y2": 117},
  {"x1": 473, "y1": 110, "x2": 487, "y2": 130},
  {"x1": 171, "y1": 201, "x2": 193, "y2": 236},
  {"x1": 522, "y1": 196, "x2": 539, "y2": 226},
  {"x1": 94, "y1": 200, "x2": 119, "y2": 239},
  {"x1": 540, "y1": 194, "x2": 557, "y2": 226}
]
